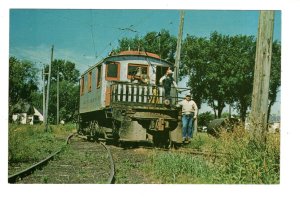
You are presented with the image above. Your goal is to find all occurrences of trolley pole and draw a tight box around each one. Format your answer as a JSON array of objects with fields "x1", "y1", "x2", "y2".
[
  {"x1": 45, "y1": 45, "x2": 54, "y2": 132},
  {"x1": 249, "y1": 11, "x2": 274, "y2": 143}
]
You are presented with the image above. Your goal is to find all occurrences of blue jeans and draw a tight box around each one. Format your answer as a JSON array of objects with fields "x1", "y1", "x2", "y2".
[{"x1": 182, "y1": 114, "x2": 194, "y2": 139}]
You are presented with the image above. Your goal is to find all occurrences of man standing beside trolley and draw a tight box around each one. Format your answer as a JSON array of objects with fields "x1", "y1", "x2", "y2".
[{"x1": 177, "y1": 94, "x2": 198, "y2": 143}]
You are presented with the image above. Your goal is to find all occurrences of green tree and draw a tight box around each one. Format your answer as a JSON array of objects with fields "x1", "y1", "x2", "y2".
[
  {"x1": 182, "y1": 32, "x2": 236, "y2": 118},
  {"x1": 44, "y1": 59, "x2": 80, "y2": 123},
  {"x1": 198, "y1": 111, "x2": 214, "y2": 127},
  {"x1": 180, "y1": 35, "x2": 209, "y2": 110},
  {"x1": 9, "y1": 56, "x2": 39, "y2": 110},
  {"x1": 182, "y1": 32, "x2": 281, "y2": 122},
  {"x1": 182, "y1": 32, "x2": 257, "y2": 121},
  {"x1": 226, "y1": 35, "x2": 256, "y2": 122},
  {"x1": 114, "y1": 29, "x2": 177, "y2": 63}
]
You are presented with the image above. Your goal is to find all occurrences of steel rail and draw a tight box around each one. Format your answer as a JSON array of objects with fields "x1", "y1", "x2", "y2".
[
  {"x1": 8, "y1": 133, "x2": 74, "y2": 183},
  {"x1": 70, "y1": 134, "x2": 115, "y2": 184},
  {"x1": 142, "y1": 146, "x2": 231, "y2": 157},
  {"x1": 176, "y1": 148, "x2": 231, "y2": 157},
  {"x1": 99, "y1": 142, "x2": 115, "y2": 184}
]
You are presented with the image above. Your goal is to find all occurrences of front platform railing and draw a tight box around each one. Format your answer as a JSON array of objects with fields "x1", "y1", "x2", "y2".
[{"x1": 110, "y1": 82, "x2": 178, "y2": 106}]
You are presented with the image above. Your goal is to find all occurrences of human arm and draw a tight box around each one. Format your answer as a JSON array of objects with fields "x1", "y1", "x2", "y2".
[
  {"x1": 176, "y1": 100, "x2": 183, "y2": 108},
  {"x1": 193, "y1": 101, "x2": 198, "y2": 119},
  {"x1": 172, "y1": 79, "x2": 181, "y2": 93},
  {"x1": 159, "y1": 75, "x2": 165, "y2": 85},
  {"x1": 172, "y1": 81, "x2": 178, "y2": 89}
]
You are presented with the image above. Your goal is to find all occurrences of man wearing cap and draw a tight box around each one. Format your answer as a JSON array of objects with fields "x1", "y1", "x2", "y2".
[
  {"x1": 177, "y1": 94, "x2": 198, "y2": 143},
  {"x1": 159, "y1": 69, "x2": 179, "y2": 99}
]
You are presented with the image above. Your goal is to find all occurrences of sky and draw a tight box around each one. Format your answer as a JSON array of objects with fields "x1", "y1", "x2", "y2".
[
  {"x1": 2, "y1": 1, "x2": 300, "y2": 200},
  {"x1": 9, "y1": 9, "x2": 281, "y2": 71},
  {"x1": 8, "y1": 9, "x2": 282, "y2": 114}
]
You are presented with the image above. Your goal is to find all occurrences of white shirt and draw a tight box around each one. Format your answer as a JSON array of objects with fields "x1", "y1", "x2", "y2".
[
  {"x1": 177, "y1": 99, "x2": 198, "y2": 117},
  {"x1": 159, "y1": 75, "x2": 178, "y2": 88}
]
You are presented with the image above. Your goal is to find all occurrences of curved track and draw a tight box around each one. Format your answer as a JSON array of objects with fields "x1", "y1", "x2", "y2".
[{"x1": 9, "y1": 133, "x2": 115, "y2": 184}]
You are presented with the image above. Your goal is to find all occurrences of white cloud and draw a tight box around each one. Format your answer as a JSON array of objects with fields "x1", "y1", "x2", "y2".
[{"x1": 10, "y1": 45, "x2": 100, "y2": 74}]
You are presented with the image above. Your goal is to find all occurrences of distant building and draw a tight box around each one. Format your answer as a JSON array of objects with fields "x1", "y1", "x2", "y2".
[{"x1": 11, "y1": 102, "x2": 43, "y2": 125}]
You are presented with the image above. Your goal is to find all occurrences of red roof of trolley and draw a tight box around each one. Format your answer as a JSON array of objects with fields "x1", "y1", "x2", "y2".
[
  {"x1": 118, "y1": 50, "x2": 161, "y2": 59},
  {"x1": 82, "y1": 50, "x2": 173, "y2": 75}
]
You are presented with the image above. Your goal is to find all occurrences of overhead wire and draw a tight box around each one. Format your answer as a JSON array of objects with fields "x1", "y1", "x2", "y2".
[
  {"x1": 9, "y1": 49, "x2": 48, "y2": 68},
  {"x1": 94, "y1": 11, "x2": 154, "y2": 59},
  {"x1": 47, "y1": 10, "x2": 156, "y2": 60},
  {"x1": 12, "y1": 10, "x2": 174, "y2": 69}
]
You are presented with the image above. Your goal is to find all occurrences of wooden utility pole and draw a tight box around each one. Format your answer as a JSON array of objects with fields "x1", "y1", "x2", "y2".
[
  {"x1": 45, "y1": 45, "x2": 54, "y2": 131},
  {"x1": 42, "y1": 66, "x2": 45, "y2": 124},
  {"x1": 57, "y1": 62, "x2": 59, "y2": 125},
  {"x1": 249, "y1": 11, "x2": 275, "y2": 141},
  {"x1": 174, "y1": 10, "x2": 185, "y2": 84}
]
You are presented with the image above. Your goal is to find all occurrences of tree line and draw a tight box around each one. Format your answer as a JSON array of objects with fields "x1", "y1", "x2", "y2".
[
  {"x1": 9, "y1": 57, "x2": 80, "y2": 124},
  {"x1": 9, "y1": 29, "x2": 281, "y2": 124},
  {"x1": 114, "y1": 29, "x2": 281, "y2": 123}
]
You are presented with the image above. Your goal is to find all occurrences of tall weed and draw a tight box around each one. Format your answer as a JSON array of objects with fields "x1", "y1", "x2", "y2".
[
  {"x1": 148, "y1": 125, "x2": 280, "y2": 184},
  {"x1": 8, "y1": 124, "x2": 69, "y2": 164},
  {"x1": 216, "y1": 125, "x2": 280, "y2": 184}
]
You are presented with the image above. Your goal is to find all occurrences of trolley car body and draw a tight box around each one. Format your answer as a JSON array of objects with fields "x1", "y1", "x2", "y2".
[{"x1": 78, "y1": 51, "x2": 183, "y2": 146}]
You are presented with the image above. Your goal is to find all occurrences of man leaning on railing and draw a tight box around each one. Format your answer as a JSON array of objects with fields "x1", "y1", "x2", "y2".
[{"x1": 159, "y1": 69, "x2": 179, "y2": 100}]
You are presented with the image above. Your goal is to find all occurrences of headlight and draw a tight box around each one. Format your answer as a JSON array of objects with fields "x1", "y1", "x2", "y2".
[{"x1": 164, "y1": 99, "x2": 170, "y2": 106}]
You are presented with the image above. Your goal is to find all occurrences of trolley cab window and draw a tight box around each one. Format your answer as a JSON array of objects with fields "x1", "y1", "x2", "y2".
[
  {"x1": 88, "y1": 71, "x2": 92, "y2": 92},
  {"x1": 127, "y1": 64, "x2": 148, "y2": 79},
  {"x1": 106, "y1": 62, "x2": 120, "y2": 81},
  {"x1": 96, "y1": 64, "x2": 102, "y2": 87}
]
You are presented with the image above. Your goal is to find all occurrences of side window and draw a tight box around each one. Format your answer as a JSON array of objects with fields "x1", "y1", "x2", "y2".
[
  {"x1": 80, "y1": 76, "x2": 84, "y2": 95},
  {"x1": 97, "y1": 64, "x2": 102, "y2": 88},
  {"x1": 127, "y1": 64, "x2": 148, "y2": 79},
  {"x1": 88, "y1": 71, "x2": 92, "y2": 92},
  {"x1": 106, "y1": 62, "x2": 120, "y2": 81}
]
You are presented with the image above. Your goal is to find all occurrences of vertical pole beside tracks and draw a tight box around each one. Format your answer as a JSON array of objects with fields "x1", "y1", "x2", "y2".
[
  {"x1": 57, "y1": 61, "x2": 59, "y2": 125},
  {"x1": 42, "y1": 66, "x2": 45, "y2": 124},
  {"x1": 249, "y1": 11, "x2": 274, "y2": 143},
  {"x1": 174, "y1": 10, "x2": 184, "y2": 85},
  {"x1": 174, "y1": 10, "x2": 184, "y2": 104},
  {"x1": 45, "y1": 45, "x2": 54, "y2": 132}
]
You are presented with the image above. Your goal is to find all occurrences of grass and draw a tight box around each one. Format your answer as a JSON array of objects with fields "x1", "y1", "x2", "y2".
[
  {"x1": 8, "y1": 123, "x2": 280, "y2": 184},
  {"x1": 8, "y1": 123, "x2": 75, "y2": 174},
  {"x1": 143, "y1": 125, "x2": 280, "y2": 184}
]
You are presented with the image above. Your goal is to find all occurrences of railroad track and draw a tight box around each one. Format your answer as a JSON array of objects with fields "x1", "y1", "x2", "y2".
[
  {"x1": 9, "y1": 133, "x2": 115, "y2": 184},
  {"x1": 139, "y1": 145, "x2": 230, "y2": 157},
  {"x1": 175, "y1": 147, "x2": 231, "y2": 157}
]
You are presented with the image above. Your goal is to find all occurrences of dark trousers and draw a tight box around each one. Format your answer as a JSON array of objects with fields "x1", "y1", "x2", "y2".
[
  {"x1": 182, "y1": 114, "x2": 194, "y2": 139},
  {"x1": 164, "y1": 87, "x2": 171, "y2": 97}
]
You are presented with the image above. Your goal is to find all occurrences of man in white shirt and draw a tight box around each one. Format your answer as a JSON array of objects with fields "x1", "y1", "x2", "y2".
[{"x1": 177, "y1": 94, "x2": 198, "y2": 143}]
